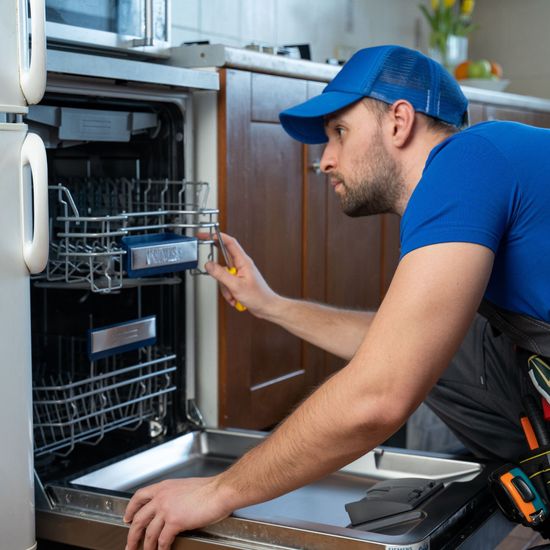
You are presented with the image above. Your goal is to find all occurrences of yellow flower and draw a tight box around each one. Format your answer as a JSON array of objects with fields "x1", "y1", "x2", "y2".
[
  {"x1": 461, "y1": 0, "x2": 475, "y2": 15},
  {"x1": 431, "y1": 0, "x2": 440, "y2": 10},
  {"x1": 444, "y1": 0, "x2": 456, "y2": 7}
]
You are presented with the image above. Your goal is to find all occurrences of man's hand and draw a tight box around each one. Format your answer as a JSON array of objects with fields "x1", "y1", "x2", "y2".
[
  {"x1": 124, "y1": 476, "x2": 233, "y2": 550},
  {"x1": 199, "y1": 232, "x2": 280, "y2": 318}
]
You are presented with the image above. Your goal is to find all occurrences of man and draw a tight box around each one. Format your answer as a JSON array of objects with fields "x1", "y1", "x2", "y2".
[{"x1": 125, "y1": 45, "x2": 550, "y2": 549}]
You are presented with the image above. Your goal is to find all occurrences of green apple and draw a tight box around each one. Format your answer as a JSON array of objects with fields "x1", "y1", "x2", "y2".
[{"x1": 468, "y1": 59, "x2": 492, "y2": 79}]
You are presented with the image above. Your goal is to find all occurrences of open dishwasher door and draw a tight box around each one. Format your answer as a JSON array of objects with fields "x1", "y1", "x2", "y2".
[{"x1": 36, "y1": 428, "x2": 511, "y2": 550}]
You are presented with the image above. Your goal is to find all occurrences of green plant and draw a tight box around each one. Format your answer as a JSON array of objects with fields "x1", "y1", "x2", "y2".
[{"x1": 419, "y1": 0, "x2": 477, "y2": 65}]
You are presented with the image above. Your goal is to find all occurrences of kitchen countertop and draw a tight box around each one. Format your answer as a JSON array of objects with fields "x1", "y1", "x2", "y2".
[
  {"x1": 47, "y1": 48, "x2": 220, "y2": 91},
  {"x1": 168, "y1": 44, "x2": 550, "y2": 113}
]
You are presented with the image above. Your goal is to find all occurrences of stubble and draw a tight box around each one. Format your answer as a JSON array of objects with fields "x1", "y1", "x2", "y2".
[{"x1": 335, "y1": 132, "x2": 405, "y2": 217}]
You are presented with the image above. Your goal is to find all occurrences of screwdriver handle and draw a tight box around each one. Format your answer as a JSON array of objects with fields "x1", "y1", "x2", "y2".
[{"x1": 226, "y1": 267, "x2": 247, "y2": 312}]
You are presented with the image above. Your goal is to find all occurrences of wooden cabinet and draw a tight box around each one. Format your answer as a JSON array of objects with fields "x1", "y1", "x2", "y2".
[
  {"x1": 218, "y1": 69, "x2": 308, "y2": 428},
  {"x1": 469, "y1": 101, "x2": 550, "y2": 128},
  {"x1": 485, "y1": 105, "x2": 550, "y2": 128},
  {"x1": 217, "y1": 70, "x2": 393, "y2": 428},
  {"x1": 468, "y1": 102, "x2": 485, "y2": 125},
  {"x1": 217, "y1": 68, "x2": 550, "y2": 429}
]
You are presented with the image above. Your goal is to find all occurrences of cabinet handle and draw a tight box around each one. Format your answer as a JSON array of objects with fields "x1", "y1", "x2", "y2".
[{"x1": 309, "y1": 160, "x2": 322, "y2": 175}]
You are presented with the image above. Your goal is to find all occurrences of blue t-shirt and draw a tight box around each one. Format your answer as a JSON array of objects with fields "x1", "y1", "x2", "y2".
[{"x1": 400, "y1": 120, "x2": 550, "y2": 322}]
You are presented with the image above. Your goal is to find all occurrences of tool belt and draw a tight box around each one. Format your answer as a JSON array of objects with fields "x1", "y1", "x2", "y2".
[{"x1": 480, "y1": 300, "x2": 550, "y2": 537}]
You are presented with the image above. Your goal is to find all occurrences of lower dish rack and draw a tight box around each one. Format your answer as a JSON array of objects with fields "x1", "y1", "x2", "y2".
[{"x1": 33, "y1": 317, "x2": 177, "y2": 457}]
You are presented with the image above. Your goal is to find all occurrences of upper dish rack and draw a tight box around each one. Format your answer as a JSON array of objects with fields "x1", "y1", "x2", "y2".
[{"x1": 36, "y1": 178, "x2": 219, "y2": 293}]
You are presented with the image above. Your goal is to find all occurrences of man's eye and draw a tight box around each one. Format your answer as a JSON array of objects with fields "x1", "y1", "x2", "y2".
[{"x1": 335, "y1": 126, "x2": 345, "y2": 137}]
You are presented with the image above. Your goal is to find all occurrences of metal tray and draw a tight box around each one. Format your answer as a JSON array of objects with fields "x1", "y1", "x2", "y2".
[{"x1": 37, "y1": 428, "x2": 504, "y2": 549}]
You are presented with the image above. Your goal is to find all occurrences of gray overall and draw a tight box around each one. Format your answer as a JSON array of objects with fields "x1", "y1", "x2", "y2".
[{"x1": 424, "y1": 301, "x2": 550, "y2": 462}]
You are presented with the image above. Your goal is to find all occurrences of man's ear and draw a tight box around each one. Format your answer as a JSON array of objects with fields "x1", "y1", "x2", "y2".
[{"x1": 389, "y1": 100, "x2": 415, "y2": 147}]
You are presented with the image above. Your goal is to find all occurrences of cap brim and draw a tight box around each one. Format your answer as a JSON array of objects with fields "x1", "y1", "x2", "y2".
[{"x1": 279, "y1": 91, "x2": 364, "y2": 144}]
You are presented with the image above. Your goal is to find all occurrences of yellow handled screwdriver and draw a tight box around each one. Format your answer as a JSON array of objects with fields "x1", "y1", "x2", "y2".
[{"x1": 214, "y1": 226, "x2": 247, "y2": 312}]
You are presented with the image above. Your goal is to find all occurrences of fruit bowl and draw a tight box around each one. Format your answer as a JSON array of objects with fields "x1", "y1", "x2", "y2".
[{"x1": 457, "y1": 78, "x2": 510, "y2": 92}]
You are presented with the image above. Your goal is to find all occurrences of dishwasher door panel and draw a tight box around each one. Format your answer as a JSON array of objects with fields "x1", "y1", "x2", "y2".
[{"x1": 37, "y1": 429, "x2": 499, "y2": 550}]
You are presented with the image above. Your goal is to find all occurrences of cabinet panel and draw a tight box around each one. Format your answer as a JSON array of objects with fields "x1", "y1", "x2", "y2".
[
  {"x1": 485, "y1": 106, "x2": 550, "y2": 128},
  {"x1": 248, "y1": 122, "x2": 303, "y2": 388},
  {"x1": 249, "y1": 367, "x2": 307, "y2": 429},
  {"x1": 251, "y1": 72, "x2": 308, "y2": 123},
  {"x1": 218, "y1": 69, "x2": 253, "y2": 426},
  {"x1": 325, "y1": 202, "x2": 382, "y2": 311},
  {"x1": 220, "y1": 69, "x2": 308, "y2": 428},
  {"x1": 468, "y1": 102, "x2": 485, "y2": 125}
]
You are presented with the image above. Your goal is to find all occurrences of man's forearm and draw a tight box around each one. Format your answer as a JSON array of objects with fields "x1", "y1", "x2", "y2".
[
  {"x1": 203, "y1": 240, "x2": 374, "y2": 359},
  {"x1": 211, "y1": 243, "x2": 492, "y2": 511},
  {"x1": 213, "y1": 362, "x2": 399, "y2": 509},
  {"x1": 258, "y1": 296, "x2": 375, "y2": 360}
]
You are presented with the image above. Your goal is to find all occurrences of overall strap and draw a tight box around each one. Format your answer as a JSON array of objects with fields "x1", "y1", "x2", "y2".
[{"x1": 478, "y1": 300, "x2": 550, "y2": 357}]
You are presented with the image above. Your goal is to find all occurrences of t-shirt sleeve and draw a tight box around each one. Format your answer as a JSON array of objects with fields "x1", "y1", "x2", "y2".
[{"x1": 400, "y1": 133, "x2": 519, "y2": 258}]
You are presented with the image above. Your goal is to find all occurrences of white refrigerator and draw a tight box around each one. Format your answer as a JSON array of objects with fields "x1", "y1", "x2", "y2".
[{"x1": 0, "y1": 1, "x2": 48, "y2": 548}]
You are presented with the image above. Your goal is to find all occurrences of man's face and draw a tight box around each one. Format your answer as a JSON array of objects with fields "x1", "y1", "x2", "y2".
[{"x1": 321, "y1": 100, "x2": 404, "y2": 217}]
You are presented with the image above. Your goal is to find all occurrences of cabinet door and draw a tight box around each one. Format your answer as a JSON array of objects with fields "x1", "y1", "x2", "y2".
[
  {"x1": 219, "y1": 71, "x2": 396, "y2": 428},
  {"x1": 219, "y1": 69, "x2": 309, "y2": 428}
]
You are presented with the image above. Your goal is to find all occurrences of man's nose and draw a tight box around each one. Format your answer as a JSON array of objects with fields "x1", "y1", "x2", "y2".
[{"x1": 320, "y1": 144, "x2": 336, "y2": 173}]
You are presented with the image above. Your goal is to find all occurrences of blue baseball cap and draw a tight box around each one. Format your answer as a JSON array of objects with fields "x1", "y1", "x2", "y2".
[{"x1": 279, "y1": 45, "x2": 469, "y2": 144}]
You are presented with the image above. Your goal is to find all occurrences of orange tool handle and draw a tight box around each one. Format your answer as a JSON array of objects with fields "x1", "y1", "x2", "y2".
[{"x1": 521, "y1": 415, "x2": 540, "y2": 451}]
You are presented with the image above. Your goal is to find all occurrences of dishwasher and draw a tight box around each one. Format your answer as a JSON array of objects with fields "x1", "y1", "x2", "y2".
[{"x1": 26, "y1": 63, "x2": 511, "y2": 550}]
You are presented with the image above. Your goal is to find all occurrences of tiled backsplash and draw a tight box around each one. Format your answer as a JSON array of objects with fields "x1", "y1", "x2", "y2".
[
  {"x1": 171, "y1": 0, "x2": 426, "y2": 64},
  {"x1": 171, "y1": 1, "x2": 550, "y2": 99}
]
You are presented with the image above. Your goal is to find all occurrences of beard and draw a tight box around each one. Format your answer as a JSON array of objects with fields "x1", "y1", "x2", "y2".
[{"x1": 335, "y1": 136, "x2": 405, "y2": 217}]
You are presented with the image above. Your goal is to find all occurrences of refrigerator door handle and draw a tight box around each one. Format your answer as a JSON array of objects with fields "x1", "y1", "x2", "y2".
[
  {"x1": 21, "y1": 132, "x2": 48, "y2": 274},
  {"x1": 19, "y1": 0, "x2": 46, "y2": 105}
]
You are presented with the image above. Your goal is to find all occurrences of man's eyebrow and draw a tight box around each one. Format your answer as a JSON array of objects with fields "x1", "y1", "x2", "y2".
[{"x1": 324, "y1": 115, "x2": 344, "y2": 128}]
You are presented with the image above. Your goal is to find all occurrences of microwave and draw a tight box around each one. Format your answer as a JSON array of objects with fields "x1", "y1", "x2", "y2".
[{"x1": 45, "y1": 0, "x2": 171, "y2": 57}]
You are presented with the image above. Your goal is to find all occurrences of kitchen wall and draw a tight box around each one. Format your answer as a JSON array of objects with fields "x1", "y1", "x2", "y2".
[
  {"x1": 469, "y1": 0, "x2": 550, "y2": 98},
  {"x1": 172, "y1": 1, "x2": 550, "y2": 100},
  {"x1": 171, "y1": 0, "x2": 426, "y2": 64}
]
